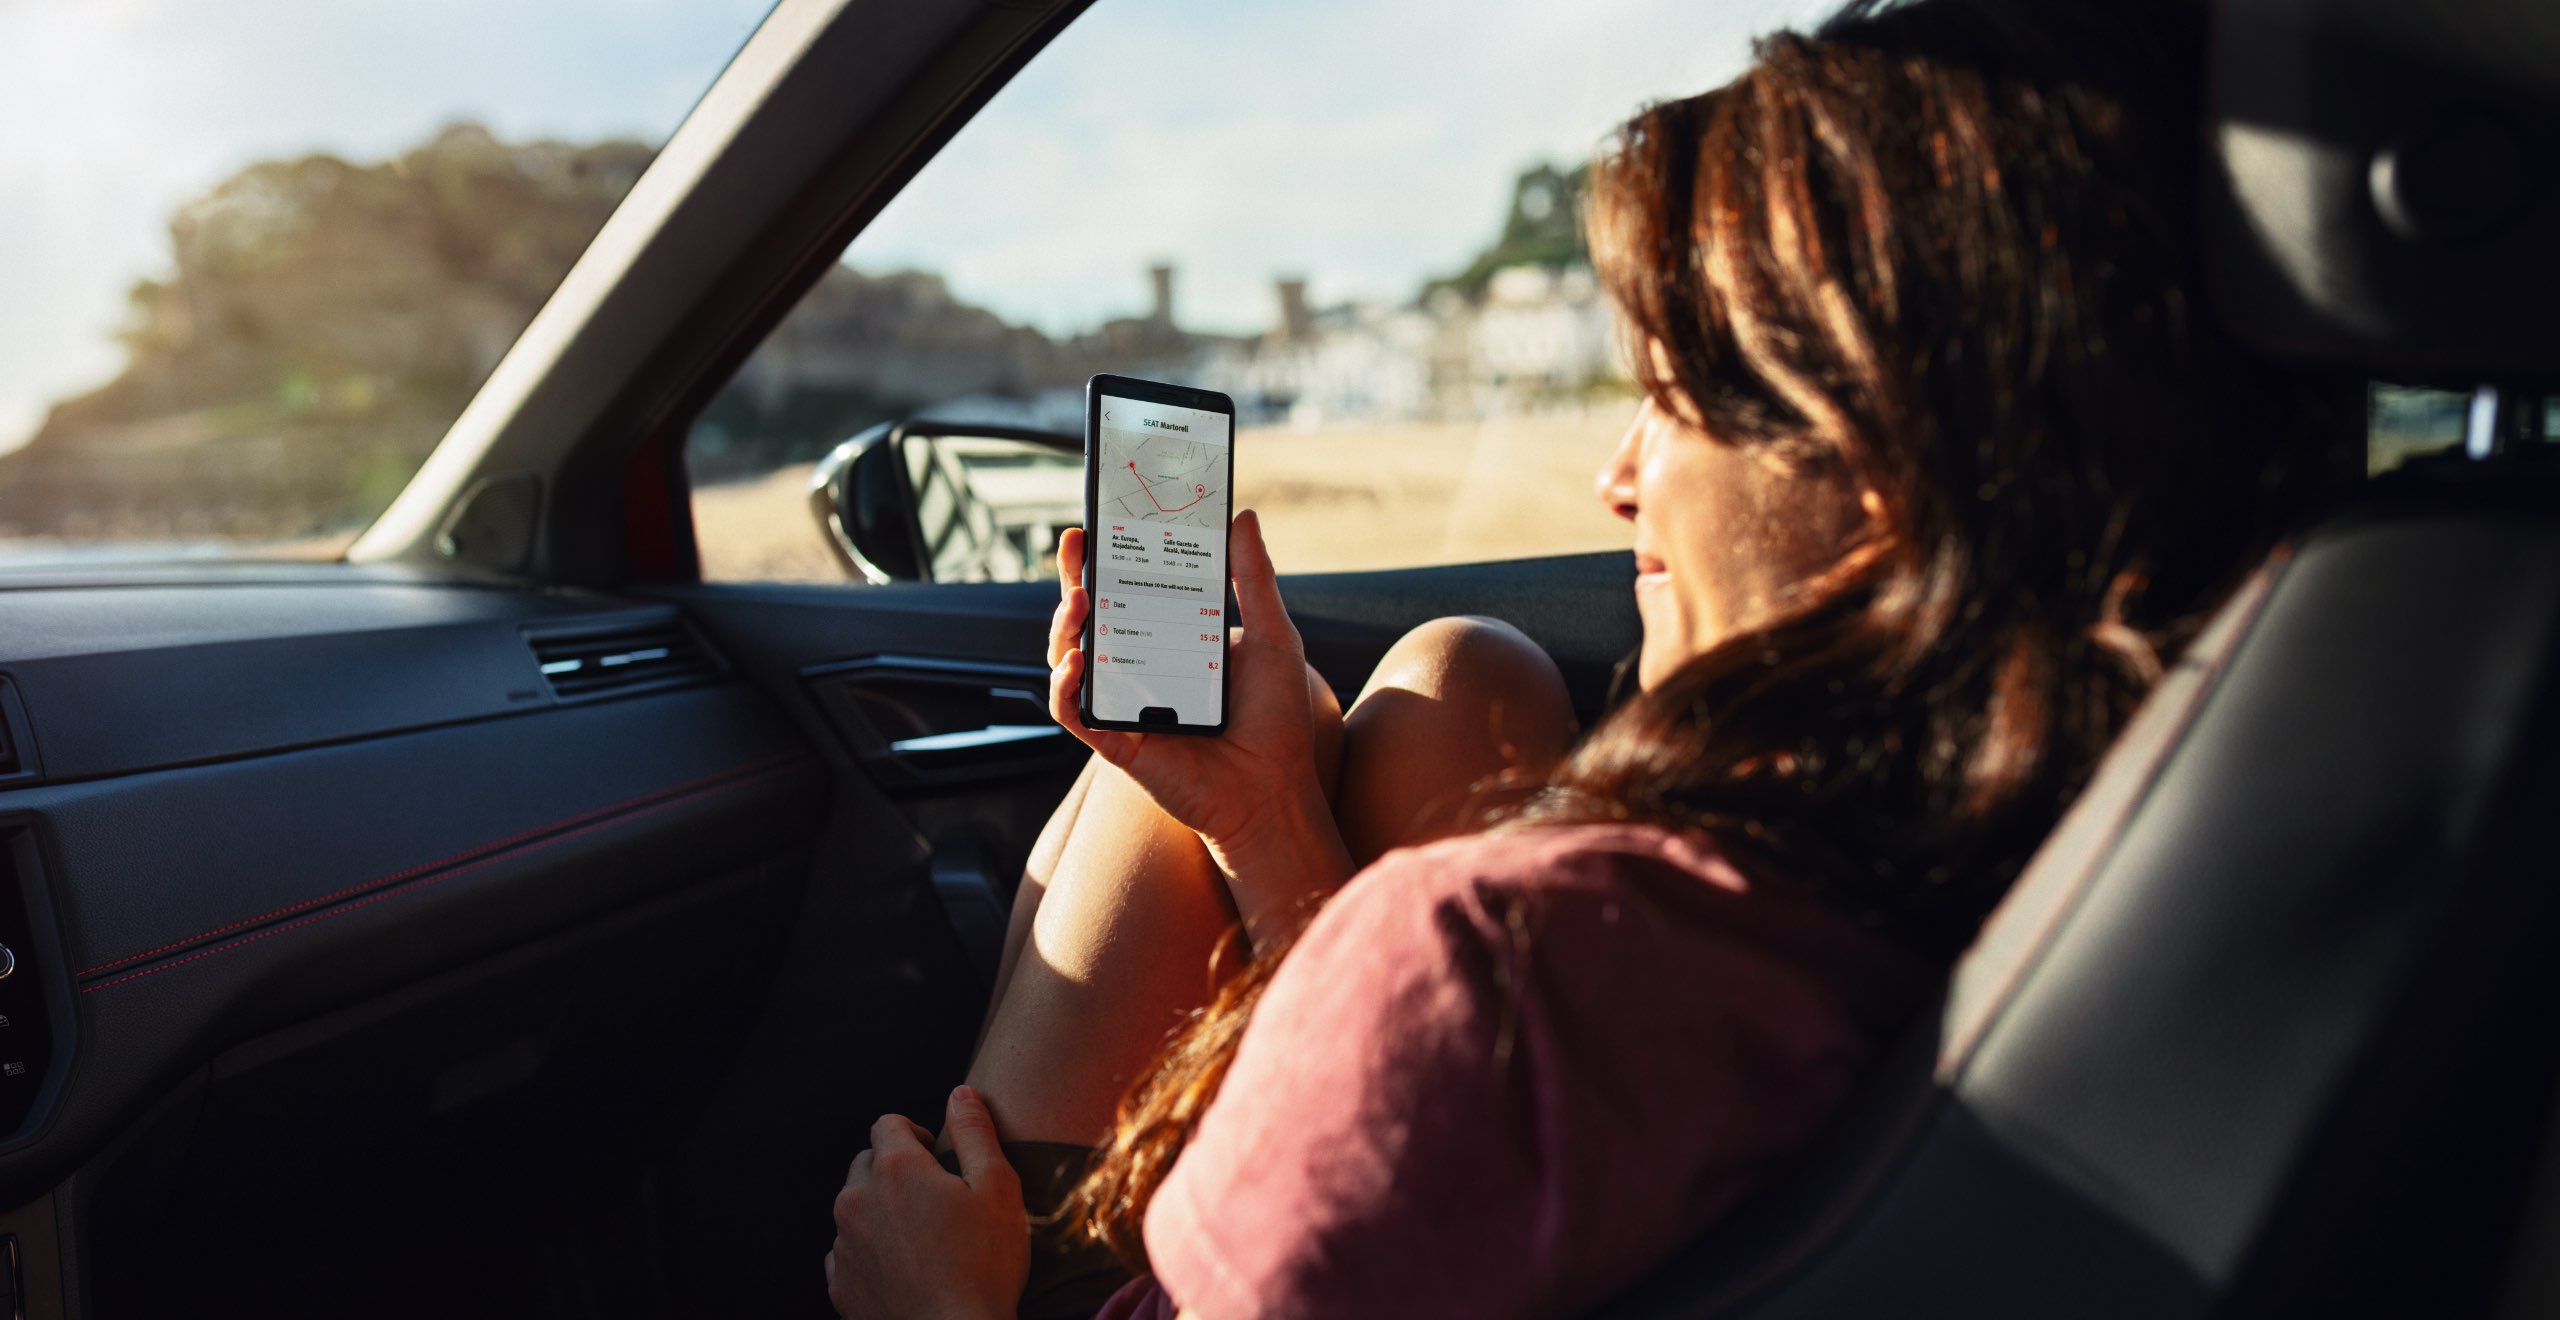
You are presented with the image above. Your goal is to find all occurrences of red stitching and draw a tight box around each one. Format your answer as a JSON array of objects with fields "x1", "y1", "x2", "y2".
[
  {"x1": 73, "y1": 753, "x2": 805, "y2": 978},
  {"x1": 76, "y1": 755, "x2": 812, "y2": 986}
]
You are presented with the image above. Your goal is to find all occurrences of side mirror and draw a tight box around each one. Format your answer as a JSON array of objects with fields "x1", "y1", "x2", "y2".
[{"x1": 807, "y1": 420, "x2": 1082, "y2": 584}]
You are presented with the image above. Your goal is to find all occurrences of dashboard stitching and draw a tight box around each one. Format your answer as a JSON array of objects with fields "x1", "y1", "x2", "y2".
[
  {"x1": 72, "y1": 751, "x2": 810, "y2": 978},
  {"x1": 75, "y1": 755, "x2": 815, "y2": 992}
]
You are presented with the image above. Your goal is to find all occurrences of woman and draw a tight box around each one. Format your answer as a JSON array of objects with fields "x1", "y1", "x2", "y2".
[{"x1": 825, "y1": 0, "x2": 2357, "y2": 1315}]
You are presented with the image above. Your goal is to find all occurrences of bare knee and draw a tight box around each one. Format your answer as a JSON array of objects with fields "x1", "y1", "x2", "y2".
[
  {"x1": 1360, "y1": 616, "x2": 1562, "y2": 710},
  {"x1": 1356, "y1": 617, "x2": 1577, "y2": 764},
  {"x1": 1336, "y1": 617, "x2": 1575, "y2": 860}
]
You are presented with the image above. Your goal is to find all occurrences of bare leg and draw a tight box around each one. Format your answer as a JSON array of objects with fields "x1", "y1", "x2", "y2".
[
  {"x1": 965, "y1": 620, "x2": 1573, "y2": 1146},
  {"x1": 964, "y1": 667, "x2": 1343, "y2": 1145},
  {"x1": 978, "y1": 758, "x2": 1098, "y2": 1047}
]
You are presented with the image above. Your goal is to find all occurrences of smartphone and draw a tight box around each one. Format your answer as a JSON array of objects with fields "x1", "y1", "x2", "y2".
[{"x1": 1079, "y1": 373, "x2": 1237, "y2": 735}]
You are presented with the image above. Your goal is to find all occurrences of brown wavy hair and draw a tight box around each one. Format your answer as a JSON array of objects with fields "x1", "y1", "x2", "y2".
[{"x1": 1062, "y1": 0, "x2": 2358, "y2": 1270}]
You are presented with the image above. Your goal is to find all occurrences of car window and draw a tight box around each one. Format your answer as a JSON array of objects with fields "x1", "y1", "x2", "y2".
[
  {"x1": 0, "y1": 1, "x2": 772, "y2": 571},
  {"x1": 2369, "y1": 384, "x2": 2470, "y2": 473},
  {"x1": 688, "y1": 0, "x2": 1841, "y2": 585},
  {"x1": 2365, "y1": 383, "x2": 2560, "y2": 472}
]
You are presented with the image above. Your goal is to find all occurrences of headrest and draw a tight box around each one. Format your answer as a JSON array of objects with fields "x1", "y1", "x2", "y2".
[{"x1": 2203, "y1": 0, "x2": 2560, "y2": 386}]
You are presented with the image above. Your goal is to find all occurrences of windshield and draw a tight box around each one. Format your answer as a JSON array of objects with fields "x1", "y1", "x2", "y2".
[{"x1": 0, "y1": 0, "x2": 773, "y2": 570}]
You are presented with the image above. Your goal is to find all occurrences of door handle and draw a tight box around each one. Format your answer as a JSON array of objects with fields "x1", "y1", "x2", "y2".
[
  {"x1": 804, "y1": 657, "x2": 1081, "y2": 787},
  {"x1": 887, "y1": 682, "x2": 1067, "y2": 754},
  {"x1": 889, "y1": 723, "x2": 1065, "y2": 754}
]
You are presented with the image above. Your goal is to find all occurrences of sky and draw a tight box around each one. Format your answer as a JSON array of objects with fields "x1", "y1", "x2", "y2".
[
  {"x1": 849, "y1": 0, "x2": 1843, "y2": 337},
  {"x1": 0, "y1": 0, "x2": 1839, "y2": 453}
]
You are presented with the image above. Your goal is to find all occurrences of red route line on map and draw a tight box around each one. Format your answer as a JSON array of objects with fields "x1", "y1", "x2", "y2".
[{"x1": 1127, "y1": 460, "x2": 1207, "y2": 514}]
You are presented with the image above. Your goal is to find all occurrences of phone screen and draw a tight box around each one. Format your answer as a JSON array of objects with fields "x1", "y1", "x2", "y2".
[{"x1": 1085, "y1": 384, "x2": 1234, "y2": 730}]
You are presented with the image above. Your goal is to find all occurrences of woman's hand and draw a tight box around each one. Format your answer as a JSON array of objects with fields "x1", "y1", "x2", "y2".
[
  {"x1": 825, "y1": 1086, "x2": 1028, "y2": 1320},
  {"x1": 1048, "y1": 509, "x2": 1354, "y2": 943}
]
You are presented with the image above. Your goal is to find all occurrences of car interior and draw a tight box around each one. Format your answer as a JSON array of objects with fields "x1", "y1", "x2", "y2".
[{"x1": 0, "y1": 0, "x2": 2554, "y2": 1316}]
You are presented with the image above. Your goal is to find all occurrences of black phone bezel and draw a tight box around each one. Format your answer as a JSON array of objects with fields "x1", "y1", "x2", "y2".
[{"x1": 1079, "y1": 373, "x2": 1237, "y2": 737}]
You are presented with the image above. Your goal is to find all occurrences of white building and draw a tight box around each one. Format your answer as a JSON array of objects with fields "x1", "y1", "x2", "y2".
[
  {"x1": 1193, "y1": 264, "x2": 1623, "y2": 428},
  {"x1": 1469, "y1": 264, "x2": 1620, "y2": 410},
  {"x1": 1197, "y1": 295, "x2": 1439, "y2": 427}
]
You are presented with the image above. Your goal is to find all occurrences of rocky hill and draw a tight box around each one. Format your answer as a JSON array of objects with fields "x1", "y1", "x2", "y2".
[
  {"x1": 0, "y1": 124, "x2": 654, "y2": 541},
  {"x1": 691, "y1": 264, "x2": 1202, "y2": 482}
]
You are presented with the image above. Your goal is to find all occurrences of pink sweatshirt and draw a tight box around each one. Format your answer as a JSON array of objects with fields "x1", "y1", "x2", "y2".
[{"x1": 1096, "y1": 823, "x2": 1928, "y2": 1320}]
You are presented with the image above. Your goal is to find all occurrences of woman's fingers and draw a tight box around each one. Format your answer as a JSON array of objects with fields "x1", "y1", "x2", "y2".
[
  {"x1": 943, "y1": 1085, "x2": 1018, "y2": 1198},
  {"x1": 1047, "y1": 529, "x2": 1088, "y2": 669},
  {"x1": 1227, "y1": 509, "x2": 1299, "y2": 654},
  {"x1": 1046, "y1": 648, "x2": 1138, "y2": 767},
  {"x1": 1056, "y1": 526, "x2": 1085, "y2": 589},
  {"x1": 1046, "y1": 586, "x2": 1087, "y2": 669},
  {"x1": 870, "y1": 1112, "x2": 928, "y2": 1161},
  {"x1": 1047, "y1": 645, "x2": 1082, "y2": 731}
]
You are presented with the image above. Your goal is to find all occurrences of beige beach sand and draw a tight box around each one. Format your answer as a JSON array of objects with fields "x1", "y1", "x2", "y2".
[{"x1": 691, "y1": 413, "x2": 1635, "y2": 584}]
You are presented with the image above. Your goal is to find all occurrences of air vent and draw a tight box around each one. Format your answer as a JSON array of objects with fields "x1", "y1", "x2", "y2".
[{"x1": 524, "y1": 613, "x2": 721, "y2": 701}]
